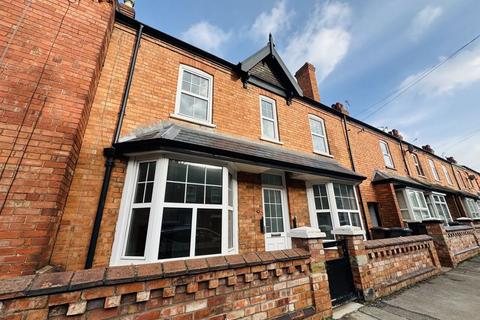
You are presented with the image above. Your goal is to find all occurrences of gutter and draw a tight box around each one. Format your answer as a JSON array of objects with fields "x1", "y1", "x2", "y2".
[{"x1": 85, "y1": 23, "x2": 144, "y2": 269}]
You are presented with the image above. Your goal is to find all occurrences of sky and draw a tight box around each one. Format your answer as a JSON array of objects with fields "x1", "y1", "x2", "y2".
[{"x1": 135, "y1": 0, "x2": 480, "y2": 170}]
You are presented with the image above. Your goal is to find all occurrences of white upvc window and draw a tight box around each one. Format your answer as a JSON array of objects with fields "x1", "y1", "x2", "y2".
[
  {"x1": 174, "y1": 65, "x2": 213, "y2": 125},
  {"x1": 412, "y1": 154, "x2": 425, "y2": 177},
  {"x1": 428, "y1": 159, "x2": 440, "y2": 181},
  {"x1": 464, "y1": 198, "x2": 480, "y2": 218},
  {"x1": 441, "y1": 165, "x2": 453, "y2": 185},
  {"x1": 111, "y1": 156, "x2": 238, "y2": 266},
  {"x1": 431, "y1": 193, "x2": 452, "y2": 223},
  {"x1": 397, "y1": 188, "x2": 433, "y2": 221},
  {"x1": 308, "y1": 115, "x2": 330, "y2": 155},
  {"x1": 307, "y1": 182, "x2": 364, "y2": 240},
  {"x1": 379, "y1": 140, "x2": 394, "y2": 168},
  {"x1": 259, "y1": 96, "x2": 280, "y2": 142}
]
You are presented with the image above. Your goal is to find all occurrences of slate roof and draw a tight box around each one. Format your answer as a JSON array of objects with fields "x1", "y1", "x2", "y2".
[
  {"x1": 372, "y1": 170, "x2": 480, "y2": 199},
  {"x1": 114, "y1": 122, "x2": 365, "y2": 181}
]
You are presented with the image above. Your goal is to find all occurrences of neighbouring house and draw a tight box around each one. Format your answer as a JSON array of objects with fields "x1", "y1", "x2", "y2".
[{"x1": 0, "y1": 1, "x2": 479, "y2": 319}]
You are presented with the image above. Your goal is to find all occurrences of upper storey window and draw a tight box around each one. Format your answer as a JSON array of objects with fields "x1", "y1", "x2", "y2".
[
  {"x1": 260, "y1": 96, "x2": 280, "y2": 142},
  {"x1": 309, "y1": 115, "x2": 330, "y2": 155},
  {"x1": 175, "y1": 65, "x2": 213, "y2": 125},
  {"x1": 379, "y1": 141, "x2": 394, "y2": 168},
  {"x1": 441, "y1": 165, "x2": 453, "y2": 185},
  {"x1": 428, "y1": 159, "x2": 440, "y2": 181},
  {"x1": 412, "y1": 154, "x2": 425, "y2": 176}
]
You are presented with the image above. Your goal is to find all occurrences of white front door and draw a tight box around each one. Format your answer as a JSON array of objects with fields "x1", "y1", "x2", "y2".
[{"x1": 262, "y1": 187, "x2": 290, "y2": 251}]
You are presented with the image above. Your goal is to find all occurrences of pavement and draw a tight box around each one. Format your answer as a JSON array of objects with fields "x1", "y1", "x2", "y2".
[{"x1": 339, "y1": 255, "x2": 480, "y2": 320}]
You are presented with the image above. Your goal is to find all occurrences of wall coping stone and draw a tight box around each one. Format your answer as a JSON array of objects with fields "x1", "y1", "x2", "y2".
[
  {"x1": 331, "y1": 226, "x2": 364, "y2": 236},
  {"x1": 445, "y1": 225, "x2": 474, "y2": 232},
  {"x1": 288, "y1": 226, "x2": 326, "y2": 239},
  {"x1": 0, "y1": 250, "x2": 310, "y2": 301},
  {"x1": 364, "y1": 235, "x2": 432, "y2": 249}
]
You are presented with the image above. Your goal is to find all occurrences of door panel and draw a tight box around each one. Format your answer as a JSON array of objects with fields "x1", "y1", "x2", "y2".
[{"x1": 263, "y1": 188, "x2": 289, "y2": 251}]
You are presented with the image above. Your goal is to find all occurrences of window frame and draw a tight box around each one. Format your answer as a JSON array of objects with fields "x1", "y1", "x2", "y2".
[
  {"x1": 173, "y1": 65, "x2": 214, "y2": 126},
  {"x1": 379, "y1": 140, "x2": 395, "y2": 169},
  {"x1": 428, "y1": 159, "x2": 440, "y2": 181},
  {"x1": 308, "y1": 115, "x2": 330, "y2": 156},
  {"x1": 307, "y1": 181, "x2": 365, "y2": 241},
  {"x1": 464, "y1": 198, "x2": 480, "y2": 218},
  {"x1": 430, "y1": 193, "x2": 453, "y2": 223},
  {"x1": 111, "y1": 155, "x2": 238, "y2": 266},
  {"x1": 259, "y1": 96, "x2": 280, "y2": 143},
  {"x1": 412, "y1": 153, "x2": 425, "y2": 177},
  {"x1": 397, "y1": 188, "x2": 433, "y2": 222},
  {"x1": 441, "y1": 165, "x2": 453, "y2": 185}
]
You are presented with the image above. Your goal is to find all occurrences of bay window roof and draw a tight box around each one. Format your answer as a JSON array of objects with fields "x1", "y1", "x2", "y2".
[{"x1": 114, "y1": 122, "x2": 365, "y2": 182}]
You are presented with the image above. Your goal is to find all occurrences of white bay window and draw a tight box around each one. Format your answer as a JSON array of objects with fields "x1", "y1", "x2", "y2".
[
  {"x1": 464, "y1": 198, "x2": 480, "y2": 218},
  {"x1": 111, "y1": 157, "x2": 237, "y2": 265},
  {"x1": 396, "y1": 188, "x2": 452, "y2": 223},
  {"x1": 307, "y1": 182, "x2": 364, "y2": 240}
]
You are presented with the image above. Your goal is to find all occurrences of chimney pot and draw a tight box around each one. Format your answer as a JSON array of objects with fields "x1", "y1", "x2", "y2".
[
  {"x1": 421, "y1": 145, "x2": 434, "y2": 154},
  {"x1": 388, "y1": 129, "x2": 403, "y2": 140},
  {"x1": 446, "y1": 156, "x2": 457, "y2": 164},
  {"x1": 119, "y1": 0, "x2": 136, "y2": 18},
  {"x1": 331, "y1": 102, "x2": 349, "y2": 116},
  {"x1": 295, "y1": 63, "x2": 320, "y2": 102}
]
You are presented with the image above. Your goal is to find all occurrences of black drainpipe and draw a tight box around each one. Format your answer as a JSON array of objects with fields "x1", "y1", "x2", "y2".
[
  {"x1": 342, "y1": 114, "x2": 370, "y2": 239},
  {"x1": 85, "y1": 24, "x2": 144, "y2": 269},
  {"x1": 399, "y1": 140, "x2": 411, "y2": 176}
]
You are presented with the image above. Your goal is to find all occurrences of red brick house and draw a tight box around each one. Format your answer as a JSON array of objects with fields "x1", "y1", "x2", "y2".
[{"x1": 1, "y1": 1, "x2": 480, "y2": 319}]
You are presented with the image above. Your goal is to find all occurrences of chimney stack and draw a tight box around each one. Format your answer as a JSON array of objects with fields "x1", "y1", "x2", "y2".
[
  {"x1": 295, "y1": 63, "x2": 320, "y2": 102},
  {"x1": 331, "y1": 102, "x2": 349, "y2": 116},
  {"x1": 422, "y1": 145, "x2": 434, "y2": 154},
  {"x1": 446, "y1": 156, "x2": 457, "y2": 164},
  {"x1": 119, "y1": 0, "x2": 136, "y2": 18},
  {"x1": 388, "y1": 129, "x2": 403, "y2": 140}
]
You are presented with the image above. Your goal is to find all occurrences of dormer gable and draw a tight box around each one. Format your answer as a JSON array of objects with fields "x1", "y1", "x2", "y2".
[{"x1": 238, "y1": 34, "x2": 303, "y2": 104}]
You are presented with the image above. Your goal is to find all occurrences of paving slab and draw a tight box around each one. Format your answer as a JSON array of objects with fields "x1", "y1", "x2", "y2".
[{"x1": 341, "y1": 255, "x2": 480, "y2": 320}]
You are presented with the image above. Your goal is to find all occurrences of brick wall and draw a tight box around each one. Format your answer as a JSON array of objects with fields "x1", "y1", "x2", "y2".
[
  {"x1": 338, "y1": 233, "x2": 441, "y2": 301},
  {"x1": 0, "y1": 249, "x2": 334, "y2": 320},
  {"x1": 373, "y1": 183, "x2": 403, "y2": 228},
  {"x1": 0, "y1": 0, "x2": 114, "y2": 277},
  {"x1": 424, "y1": 222, "x2": 480, "y2": 267}
]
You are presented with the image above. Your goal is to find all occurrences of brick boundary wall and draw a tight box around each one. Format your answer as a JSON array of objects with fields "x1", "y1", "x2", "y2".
[
  {"x1": 336, "y1": 233, "x2": 441, "y2": 301},
  {"x1": 0, "y1": 249, "x2": 333, "y2": 320},
  {"x1": 424, "y1": 221, "x2": 480, "y2": 268}
]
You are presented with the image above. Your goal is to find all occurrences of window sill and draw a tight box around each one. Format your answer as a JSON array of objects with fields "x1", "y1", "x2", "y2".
[
  {"x1": 260, "y1": 137, "x2": 284, "y2": 145},
  {"x1": 417, "y1": 175, "x2": 427, "y2": 179},
  {"x1": 170, "y1": 113, "x2": 216, "y2": 128},
  {"x1": 385, "y1": 166, "x2": 396, "y2": 171},
  {"x1": 313, "y1": 151, "x2": 333, "y2": 158}
]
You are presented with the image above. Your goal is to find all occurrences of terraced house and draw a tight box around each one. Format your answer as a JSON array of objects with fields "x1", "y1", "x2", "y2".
[{"x1": 1, "y1": 1, "x2": 480, "y2": 319}]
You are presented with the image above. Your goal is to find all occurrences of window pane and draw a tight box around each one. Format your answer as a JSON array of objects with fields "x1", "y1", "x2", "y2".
[
  {"x1": 186, "y1": 184, "x2": 204, "y2": 203},
  {"x1": 206, "y1": 167, "x2": 222, "y2": 185},
  {"x1": 264, "y1": 189, "x2": 283, "y2": 233},
  {"x1": 188, "y1": 164, "x2": 205, "y2": 184},
  {"x1": 262, "y1": 119, "x2": 276, "y2": 139},
  {"x1": 134, "y1": 183, "x2": 146, "y2": 203},
  {"x1": 261, "y1": 100, "x2": 274, "y2": 119},
  {"x1": 338, "y1": 212, "x2": 350, "y2": 226},
  {"x1": 179, "y1": 93, "x2": 194, "y2": 117},
  {"x1": 316, "y1": 212, "x2": 334, "y2": 240},
  {"x1": 158, "y1": 208, "x2": 192, "y2": 259},
  {"x1": 228, "y1": 173, "x2": 233, "y2": 207},
  {"x1": 313, "y1": 135, "x2": 327, "y2": 153},
  {"x1": 144, "y1": 182, "x2": 154, "y2": 203},
  {"x1": 167, "y1": 160, "x2": 187, "y2": 182},
  {"x1": 261, "y1": 174, "x2": 283, "y2": 186},
  {"x1": 228, "y1": 209, "x2": 234, "y2": 249},
  {"x1": 350, "y1": 212, "x2": 362, "y2": 227},
  {"x1": 193, "y1": 97, "x2": 208, "y2": 121},
  {"x1": 206, "y1": 186, "x2": 222, "y2": 204},
  {"x1": 125, "y1": 208, "x2": 150, "y2": 257},
  {"x1": 195, "y1": 209, "x2": 222, "y2": 256},
  {"x1": 138, "y1": 162, "x2": 149, "y2": 181},
  {"x1": 309, "y1": 118, "x2": 324, "y2": 135},
  {"x1": 164, "y1": 182, "x2": 185, "y2": 203}
]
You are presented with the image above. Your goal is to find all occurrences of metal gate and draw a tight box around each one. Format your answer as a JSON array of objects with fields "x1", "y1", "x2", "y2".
[{"x1": 324, "y1": 239, "x2": 356, "y2": 305}]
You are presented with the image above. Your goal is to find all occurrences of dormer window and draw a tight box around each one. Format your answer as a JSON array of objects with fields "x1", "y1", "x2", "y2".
[{"x1": 174, "y1": 65, "x2": 213, "y2": 125}]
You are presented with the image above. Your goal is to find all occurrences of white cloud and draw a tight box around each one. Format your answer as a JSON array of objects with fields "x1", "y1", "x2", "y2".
[
  {"x1": 282, "y1": 1, "x2": 352, "y2": 82},
  {"x1": 408, "y1": 5, "x2": 443, "y2": 41},
  {"x1": 250, "y1": 0, "x2": 293, "y2": 41},
  {"x1": 181, "y1": 21, "x2": 231, "y2": 54},
  {"x1": 399, "y1": 44, "x2": 480, "y2": 96}
]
